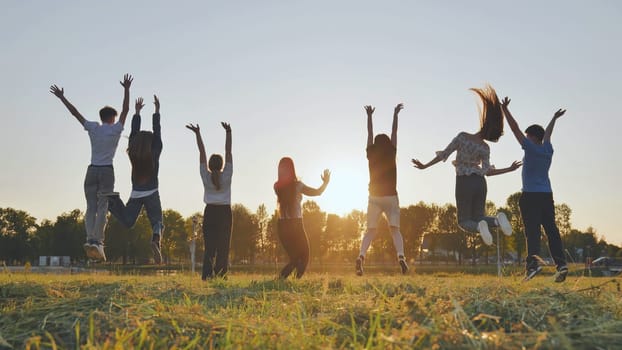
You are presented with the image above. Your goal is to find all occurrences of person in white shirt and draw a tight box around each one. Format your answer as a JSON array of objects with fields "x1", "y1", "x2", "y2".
[
  {"x1": 412, "y1": 85, "x2": 520, "y2": 246},
  {"x1": 274, "y1": 157, "x2": 330, "y2": 279},
  {"x1": 49, "y1": 74, "x2": 133, "y2": 262},
  {"x1": 187, "y1": 122, "x2": 233, "y2": 279}
]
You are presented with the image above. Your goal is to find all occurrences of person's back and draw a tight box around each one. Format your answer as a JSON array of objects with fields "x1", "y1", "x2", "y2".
[
  {"x1": 367, "y1": 142, "x2": 397, "y2": 196},
  {"x1": 521, "y1": 137, "x2": 553, "y2": 193}
]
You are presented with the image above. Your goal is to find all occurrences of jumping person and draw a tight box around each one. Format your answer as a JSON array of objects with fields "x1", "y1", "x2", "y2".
[
  {"x1": 102, "y1": 96, "x2": 164, "y2": 264},
  {"x1": 412, "y1": 85, "x2": 521, "y2": 247},
  {"x1": 49, "y1": 74, "x2": 133, "y2": 261},
  {"x1": 501, "y1": 97, "x2": 568, "y2": 282},
  {"x1": 356, "y1": 103, "x2": 408, "y2": 276},
  {"x1": 186, "y1": 122, "x2": 233, "y2": 280},
  {"x1": 274, "y1": 157, "x2": 330, "y2": 279}
]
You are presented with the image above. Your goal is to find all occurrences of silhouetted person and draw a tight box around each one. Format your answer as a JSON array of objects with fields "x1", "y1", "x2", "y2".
[
  {"x1": 101, "y1": 95, "x2": 164, "y2": 264},
  {"x1": 49, "y1": 74, "x2": 133, "y2": 261},
  {"x1": 187, "y1": 122, "x2": 233, "y2": 279},
  {"x1": 274, "y1": 157, "x2": 330, "y2": 279},
  {"x1": 502, "y1": 96, "x2": 568, "y2": 282},
  {"x1": 412, "y1": 85, "x2": 520, "y2": 247},
  {"x1": 356, "y1": 103, "x2": 408, "y2": 276}
]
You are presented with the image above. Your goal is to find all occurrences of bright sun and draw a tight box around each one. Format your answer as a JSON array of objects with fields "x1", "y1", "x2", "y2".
[{"x1": 318, "y1": 167, "x2": 367, "y2": 215}]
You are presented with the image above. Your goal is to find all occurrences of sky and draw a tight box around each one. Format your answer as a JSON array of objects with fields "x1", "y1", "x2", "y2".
[{"x1": 1, "y1": 1, "x2": 621, "y2": 244}]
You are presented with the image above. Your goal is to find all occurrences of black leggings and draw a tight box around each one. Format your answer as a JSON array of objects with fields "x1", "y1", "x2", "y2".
[
  {"x1": 278, "y1": 218, "x2": 310, "y2": 279},
  {"x1": 202, "y1": 204, "x2": 232, "y2": 279}
]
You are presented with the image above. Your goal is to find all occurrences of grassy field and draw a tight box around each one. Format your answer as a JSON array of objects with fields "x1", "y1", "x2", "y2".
[{"x1": 1, "y1": 266, "x2": 621, "y2": 349}]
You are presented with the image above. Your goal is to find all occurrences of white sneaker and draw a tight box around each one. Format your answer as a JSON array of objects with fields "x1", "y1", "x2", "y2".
[
  {"x1": 478, "y1": 220, "x2": 493, "y2": 245},
  {"x1": 92, "y1": 243, "x2": 107, "y2": 262},
  {"x1": 496, "y1": 212, "x2": 512, "y2": 236}
]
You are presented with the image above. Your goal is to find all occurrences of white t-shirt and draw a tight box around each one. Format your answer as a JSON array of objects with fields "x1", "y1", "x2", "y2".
[
  {"x1": 200, "y1": 162, "x2": 233, "y2": 205},
  {"x1": 83, "y1": 121, "x2": 124, "y2": 166}
]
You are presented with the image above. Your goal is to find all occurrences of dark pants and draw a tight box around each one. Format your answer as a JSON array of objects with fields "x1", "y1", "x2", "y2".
[
  {"x1": 520, "y1": 192, "x2": 566, "y2": 269},
  {"x1": 278, "y1": 218, "x2": 310, "y2": 279},
  {"x1": 108, "y1": 192, "x2": 163, "y2": 236},
  {"x1": 455, "y1": 174, "x2": 497, "y2": 233},
  {"x1": 202, "y1": 204, "x2": 232, "y2": 279}
]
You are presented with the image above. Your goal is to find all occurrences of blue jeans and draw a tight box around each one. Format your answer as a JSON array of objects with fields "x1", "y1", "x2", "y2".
[
  {"x1": 455, "y1": 174, "x2": 497, "y2": 233},
  {"x1": 84, "y1": 165, "x2": 114, "y2": 243},
  {"x1": 107, "y1": 191, "x2": 163, "y2": 236}
]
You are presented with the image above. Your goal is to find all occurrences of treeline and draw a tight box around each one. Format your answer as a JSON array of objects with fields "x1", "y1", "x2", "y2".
[{"x1": 1, "y1": 192, "x2": 620, "y2": 266}]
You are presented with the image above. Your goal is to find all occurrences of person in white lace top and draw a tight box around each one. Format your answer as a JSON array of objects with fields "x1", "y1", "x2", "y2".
[{"x1": 412, "y1": 85, "x2": 521, "y2": 245}]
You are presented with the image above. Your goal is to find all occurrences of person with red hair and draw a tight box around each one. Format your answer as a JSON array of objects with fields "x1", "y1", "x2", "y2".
[{"x1": 274, "y1": 157, "x2": 330, "y2": 279}]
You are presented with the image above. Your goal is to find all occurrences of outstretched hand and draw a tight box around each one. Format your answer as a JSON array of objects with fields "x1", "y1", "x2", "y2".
[
  {"x1": 509, "y1": 160, "x2": 522, "y2": 171},
  {"x1": 501, "y1": 97, "x2": 511, "y2": 109},
  {"x1": 364, "y1": 105, "x2": 375, "y2": 117},
  {"x1": 553, "y1": 108, "x2": 566, "y2": 119},
  {"x1": 120, "y1": 74, "x2": 133, "y2": 89},
  {"x1": 394, "y1": 103, "x2": 404, "y2": 115},
  {"x1": 50, "y1": 85, "x2": 64, "y2": 98},
  {"x1": 154, "y1": 95, "x2": 160, "y2": 114},
  {"x1": 186, "y1": 123, "x2": 200, "y2": 134},
  {"x1": 221, "y1": 122, "x2": 231, "y2": 132},
  {"x1": 135, "y1": 97, "x2": 144, "y2": 113},
  {"x1": 321, "y1": 169, "x2": 331, "y2": 184},
  {"x1": 411, "y1": 159, "x2": 426, "y2": 169}
]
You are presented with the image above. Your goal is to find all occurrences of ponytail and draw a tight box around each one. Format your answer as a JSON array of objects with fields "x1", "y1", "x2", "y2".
[{"x1": 208, "y1": 154, "x2": 224, "y2": 191}]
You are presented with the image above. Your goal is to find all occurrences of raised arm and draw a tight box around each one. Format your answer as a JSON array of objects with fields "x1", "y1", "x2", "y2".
[
  {"x1": 118, "y1": 74, "x2": 133, "y2": 126},
  {"x1": 130, "y1": 97, "x2": 144, "y2": 138},
  {"x1": 152, "y1": 95, "x2": 161, "y2": 142},
  {"x1": 365, "y1": 105, "x2": 375, "y2": 147},
  {"x1": 412, "y1": 134, "x2": 460, "y2": 170},
  {"x1": 49, "y1": 85, "x2": 86, "y2": 126},
  {"x1": 501, "y1": 97, "x2": 525, "y2": 145},
  {"x1": 391, "y1": 103, "x2": 403, "y2": 147},
  {"x1": 221, "y1": 122, "x2": 232, "y2": 164},
  {"x1": 302, "y1": 169, "x2": 331, "y2": 196},
  {"x1": 543, "y1": 108, "x2": 566, "y2": 143},
  {"x1": 186, "y1": 123, "x2": 207, "y2": 164},
  {"x1": 486, "y1": 161, "x2": 522, "y2": 176}
]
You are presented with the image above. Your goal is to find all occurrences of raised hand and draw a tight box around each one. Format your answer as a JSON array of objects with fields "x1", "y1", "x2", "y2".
[
  {"x1": 120, "y1": 74, "x2": 133, "y2": 89},
  {"x1": 364, "y1": 105, "x2": 375, "y2": 117},
  {"x1": 221, "y1": 122, "x2": 231, "y2": 132},
  {"x1": 154, "y1": 95, "x2": 160, "y2": 114},
  {"x1": 411, "y1": 159, "x2": 426, "y2": 169},
  {"x1": 321, "y1": 169, "x2": 331, "y2": 184},
  {"x1": 50, "y1": 85, "x2": 64, "y2": 98},
  {"x1": 186, "y1": 123, "x2": 200, "y2": 134},
  {"x1": 394, "y1": 103, "x2": 404, "y2": 115},
  {"x1": 553, "y1": 108, "x2": 566, "y2": 119},
  {"x1": 501, "y1": 97, "x2": 511, "y2": 109},
  {"x1": 509, "y1": 160, "x2": 523, "y2": 171},
  {"x1": 135, "y1": 97, "x2": 144, "y2": 113}
]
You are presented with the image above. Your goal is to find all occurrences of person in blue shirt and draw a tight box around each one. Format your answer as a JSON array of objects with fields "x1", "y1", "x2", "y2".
[{"x1": 501, "y1": 96, "x2": 568, "y2": 282}]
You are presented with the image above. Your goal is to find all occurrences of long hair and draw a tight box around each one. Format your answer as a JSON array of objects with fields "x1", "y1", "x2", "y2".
[
  {"x1": 274, "y1": 157, "x2": 297, "y2": 217},
  {"x1": 372, "y1": 133, "x2": 394, "y2": 156},
  {"x1": 470, "y1": 85, "x2": 504, "y2": 142},
  {"x1": 208, "y1": 154, "x2": 224, "y2": 190},
  {"x1": 128, "y1": 131, "x2": 154, "y2": 185}
]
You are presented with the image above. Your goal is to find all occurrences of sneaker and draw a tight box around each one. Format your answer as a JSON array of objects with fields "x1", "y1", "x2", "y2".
[
  {"x1": 83, "y1": 242, "x2": 98, "y2": 260},
  {"x1": 523, "y1": 266, "x2": 542, "y2": 281},
  {"x1": 554, "y1": 265, "x2": 569, "y2": 283},
  {"x1": 355, "y1": 256, "x2": 364, "y2": 276},
  {"x1": 398, "y1": 256, "x2": 409, "y2": 274},
  {"x1": 496, "y1": 212, "x2": 513, "y2": 236},
  {"x1": 97, "y1": 191, "x2": 119, "y2": 198},
  {"x1": 151, "y1": 234, "x2": 162, "y2": 264},
  {"x1": 477, "y1": 220, "x2": 493, "y2": 245}
]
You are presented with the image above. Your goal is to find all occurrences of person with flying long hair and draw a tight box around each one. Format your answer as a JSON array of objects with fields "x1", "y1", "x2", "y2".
[
  {"x1": 102, "y1": 95, "x2": 164, "y2": 264},
  {"x1": 186, "y1": 122, "x2": 233, "y2": 280},
  {"x1": 412, "y1": 85, "x2": 521, "y2": 246},
  {"x1": 501, "y1": 96, "x2": 568, "y2": 282},
  {"x1": 274, "y1": 157, "x2": 330, "y2": 279},
  {"x1": 356, "y1": 103, "x2": 408, "y2": 276}
]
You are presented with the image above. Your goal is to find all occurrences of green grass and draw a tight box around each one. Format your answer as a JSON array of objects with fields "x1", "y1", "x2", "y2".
[{"x1": 1, "y1": 267, "x2": 621, "y2": 349}]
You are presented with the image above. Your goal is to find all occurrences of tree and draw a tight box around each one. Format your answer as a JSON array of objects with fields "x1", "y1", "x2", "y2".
[
  {"x1": 503, "y1": 192, "x2": 525, "y2": 263},
  {"x1": 302, "y1": 200, "x2": 327, "y2": 264},
  {"x1": 254, "y1": 204, "x2": 269, "y2": 263},
  {"x1": 400, "y1": 202, "x2": 437, "y2": 261},
  {"x1": 0, "y1": 207, "x2": 38, "y2": 264},
  {"x1": 230, "y1": 204, "x2": 259, "y2": 264},
  {"x1": 555, "y1": 203, "x2": 572, "y2": 236},
  {"x1": 163, "y1": 209, "x2": 189, "y2": 263}
]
